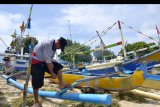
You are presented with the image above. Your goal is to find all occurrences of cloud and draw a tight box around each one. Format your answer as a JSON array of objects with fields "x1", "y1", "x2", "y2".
[
  {"x1": 146, "y1": 4, "x2": 160, "y2": 15},
  {"x1": 0, "y1": 11, "x2": 24, "y2": 52},
  {"x1": 0, "y1": 4, "x2": 160, "y2": 54},
  {"x1": 50, "y1": 4, "x2": 160, "y2": 54},
  {"x1": 60, "y1": 5, "x2": 120, "y2": 32},
  {"x1": 0, "y1": 12, "x2": 24, "y2": 32}
]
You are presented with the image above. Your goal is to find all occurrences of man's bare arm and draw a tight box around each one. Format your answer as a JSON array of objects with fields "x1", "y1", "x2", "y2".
[{"x1": 47, "y1": 63, "x2": 57, "y2": 79}]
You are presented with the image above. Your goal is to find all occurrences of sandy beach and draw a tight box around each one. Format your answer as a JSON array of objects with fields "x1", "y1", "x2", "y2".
[{"x1": 0, "y1": 75, "x2": 160, "y2": 107}]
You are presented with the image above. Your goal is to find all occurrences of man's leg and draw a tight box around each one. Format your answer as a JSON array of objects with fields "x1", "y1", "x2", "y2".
[
  {"x1": 45, "y1": 61, "x2": 68, "y2": 89},
  {"x1": 31, "y1": 63, "x2": 44, "y2": 107},
  {"x1": 32, "y1": 88, "x2": 42, "y2": 107},
  {"x1": 33, "y1": 88, "x2": 40, "y2": 103},
  {"x1": 57, "y1": 69, "x2": 68, "y2": 89}
]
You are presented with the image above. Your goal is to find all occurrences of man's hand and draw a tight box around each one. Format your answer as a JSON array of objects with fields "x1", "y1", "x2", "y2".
[
  {"x1": 47, "y1": 63, "x2": 57, "y2": 79},
  {"x1": 51, "y1": 73, "x2": 57, "y2": 79}
]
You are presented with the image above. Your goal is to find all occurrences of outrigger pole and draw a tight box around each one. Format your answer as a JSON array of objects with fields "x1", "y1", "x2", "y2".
[{"x1": 2, "y1": 74, "x2": 112, "y2": 105}]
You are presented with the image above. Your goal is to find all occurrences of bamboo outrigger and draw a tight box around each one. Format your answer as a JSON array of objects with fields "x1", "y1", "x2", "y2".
[{"x1": 1, "y1": 74, "x2": 112, "y2": 105}]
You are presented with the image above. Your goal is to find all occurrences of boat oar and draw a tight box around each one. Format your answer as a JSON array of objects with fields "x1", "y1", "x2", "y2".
[{"x1": 57, "y1": 72, "x2": 119, "y2": 95}]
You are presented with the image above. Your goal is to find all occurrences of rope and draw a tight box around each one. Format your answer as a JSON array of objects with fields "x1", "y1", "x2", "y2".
[
  {"x1": 60, "y1": 21, "x2": 117, "y2": 57},
  {"x1": 0, "y1": 40, "x2": 6, "y2": 52},
  {"x1": 0, "y1": 37, "x2": 9, "y2": 48},
  {"x1": 120, "y1": 21, "x2": 159, "y2": 42},
  {"x1": 99, "y1": 22, "x2": 117, "y2": 36}
]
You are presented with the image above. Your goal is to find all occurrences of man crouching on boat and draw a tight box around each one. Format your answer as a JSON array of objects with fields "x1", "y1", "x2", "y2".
[
  {"x1": 31, "y1": 37, "x2": 68, "y2": 107},
  {"x1": 2, "y1": 56, "x2": 16, "y2": 75}
]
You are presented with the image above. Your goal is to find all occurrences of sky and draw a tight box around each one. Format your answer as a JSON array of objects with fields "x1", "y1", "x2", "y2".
[{"x1": 0, "y1": 4, "x2": 160, "y2": 55}]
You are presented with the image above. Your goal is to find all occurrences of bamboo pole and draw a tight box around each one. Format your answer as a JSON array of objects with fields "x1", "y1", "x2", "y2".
[
  {"x1": 156, "y1": 25, "x2": 160, "y2": 49},
  {"x1": 22, "y1": 4, "x2": 33, "y2": 107},
  {"x1": 130, "y1": 89, "x2": 160, "y2": 100},
  {"x1": 118, "y1": 21, "x2": 127, "y2": 58},
  {"x1": 2, "y1": 74, "x2": 112, "y2": 105}
]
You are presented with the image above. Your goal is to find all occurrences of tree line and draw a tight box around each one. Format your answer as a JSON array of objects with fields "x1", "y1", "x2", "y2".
[{"x1": 9, "y1": 36, "x2": 159, "y2": 64}]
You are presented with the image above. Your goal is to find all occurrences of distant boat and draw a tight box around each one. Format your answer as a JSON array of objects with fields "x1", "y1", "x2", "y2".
[
  {"x1": 86, "y1": 56, "x2": 124, "y2": 70},
  {"x1": 85, "y1": 48, "x2": 160, "y2": 74},
  {"x1": 0, "y1": 52, "x2": 29, "y2": 72}
]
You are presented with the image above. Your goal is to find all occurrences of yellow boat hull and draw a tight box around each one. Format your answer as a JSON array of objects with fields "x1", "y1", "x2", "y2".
[
  {"x1": 45, "y1": 70, "x2": 144, "y2": 91},
  {"x1": 142, "y1": 79, "x2": 160, "y2": 90},
  {"x1": 120, "y1": 71, "x2": 160, "y2": 90},
  {"x1": 138, "y1": 49, "x2": 160, "y2": 62}
]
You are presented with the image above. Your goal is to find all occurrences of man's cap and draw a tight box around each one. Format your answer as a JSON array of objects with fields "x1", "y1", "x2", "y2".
[
  {"x1": 59, "y1": 37, "x2": 67, "y2": 52},
  {"x1": 3, "y1": 57, "x2": 10, "y2": 61}
]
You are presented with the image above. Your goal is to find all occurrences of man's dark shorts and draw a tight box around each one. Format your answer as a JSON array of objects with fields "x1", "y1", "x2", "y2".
[{"x1": 31, "y1": 61, "x2": 63, "y2": 89}]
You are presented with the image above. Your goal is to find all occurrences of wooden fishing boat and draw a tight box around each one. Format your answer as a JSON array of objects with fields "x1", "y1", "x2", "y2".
[
  {"x1": 137, "y1": 49, "x2": 160, "y2": 62},
  {"x1": 0, "y1": 53, "x2": 29, "y2": 72},
  {"x1": 86, "y1": 60, "x2": 123, "y2": 70},
  {"x1": 80, "y1": 49, "x2": 160, "y2": 75},
  {"x1": 86, "y1": 56, "x2": 124, "y2": 70},
  {"x1": 44, "y1": 50, "x2": 159, "y2": 91},
  {"x1": 45, "y1": 64, "x2": 146, "y2": 91}
]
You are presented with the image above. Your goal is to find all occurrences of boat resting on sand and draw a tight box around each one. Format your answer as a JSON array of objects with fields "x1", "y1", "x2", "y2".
[
  {"x1": 78, "y1": 49, "x2": 160, "y2": 75},
  {"x1": 45, "y1": 64, "x2": 146, "y2": 91},
  {"x1": 136, "y1": 49, "x2": 160, "y2": 62},
  {"x1": 86, "y1": 56, "x2": 124, "y2": 70},
  {"x1": 83, "y1": 62, "x2": 160, "y2": 90},
  {"x1": 120, "y1": 73, "x2": 160, "y2": 90},
  {"x1": 141, "y1": 74, "x2": 160, "y2": 90},
  {"x1": 84, "y1": 49, "x2": 160, "y2": 71},
  {"x1": 121, "y1": 64, "x2": 160, "y2": 90},
  {"x1": 45, "y1": 49, "x2": 160, "y2": 91}
]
